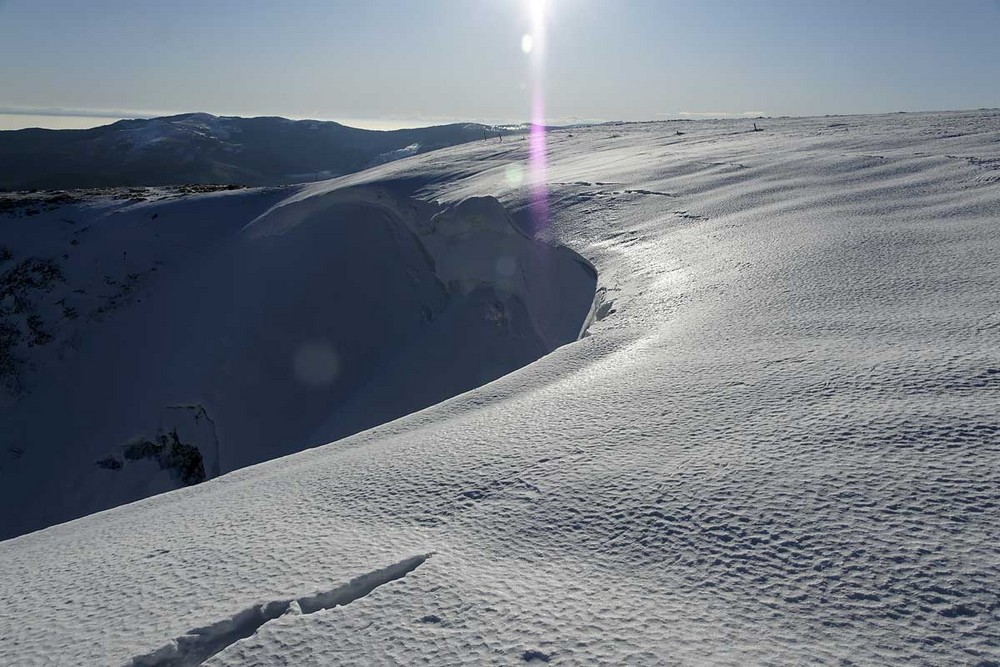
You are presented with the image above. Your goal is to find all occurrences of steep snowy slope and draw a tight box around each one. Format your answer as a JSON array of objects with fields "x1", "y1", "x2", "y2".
[
  {"x1": 0, "y1": 185, "x2": 595, "y2": 539},
  {"x1": 1, "y1": 110, "x2": 999, "y2": 665}
]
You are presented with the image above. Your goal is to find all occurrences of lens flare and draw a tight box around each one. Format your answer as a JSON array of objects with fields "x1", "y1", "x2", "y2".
[
  {"x1": 504, "y1": 162, "x2": 524, "y2": 186},
  {"x1": 293, "y1": 341, "x2": 340, "y2": 387},
  {"x1": 529, "y1": 0, "x2": 548, "y2": 36},
  {"x1": 526, "y1": 0, "x2": 548, "y2": 236}
]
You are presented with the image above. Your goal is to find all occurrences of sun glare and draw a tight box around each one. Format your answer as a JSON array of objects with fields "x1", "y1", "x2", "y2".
[
  {"x1": 529, "y1": 0, "x2": 548, "y2": 23},
  {"x1": 527, "y1": 0, "x2": 547, "y2": 56},
  {"x1": 525, "y1": 0, "x2": 549, "y2": 236}
]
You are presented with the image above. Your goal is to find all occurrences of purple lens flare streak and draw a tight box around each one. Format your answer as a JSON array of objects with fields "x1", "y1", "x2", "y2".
[
  {"x1": 529, "y1": 98, "x2": 548, "y2": 236},
  {"x1": 528, "y1": 0, "x2": 548, "y2": 237}
]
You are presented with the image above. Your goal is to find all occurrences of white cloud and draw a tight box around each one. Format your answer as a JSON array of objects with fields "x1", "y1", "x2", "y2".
[{"x1": 0, "y1": 105, "x2": 173, "y2": 119}]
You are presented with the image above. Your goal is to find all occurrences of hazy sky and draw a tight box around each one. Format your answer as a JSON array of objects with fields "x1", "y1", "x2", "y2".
[{"x1": 2, "y1": 0, "x2": 999, "y2": 130}]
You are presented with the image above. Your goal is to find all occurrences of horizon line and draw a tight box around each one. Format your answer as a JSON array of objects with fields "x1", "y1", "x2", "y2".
[{"x1": 1, "y1": 106, "x2": 998, "y2": 133}]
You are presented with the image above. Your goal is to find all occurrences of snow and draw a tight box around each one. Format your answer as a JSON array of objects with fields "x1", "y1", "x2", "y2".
[
  {"x1": 0, "y1": 182, "x2": 594, "y2": 539},
  {"x1": 1, "y1": 109, "x2": 999, "y2": 665},
  {"x1": 114, "y1": 113, "x2": 239, "y2": 151},
  {"x1": 367, "y1": 142, "x2": 422, "y2": 167}
]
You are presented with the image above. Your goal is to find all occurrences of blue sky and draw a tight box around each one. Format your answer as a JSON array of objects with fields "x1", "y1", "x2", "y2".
[{"x1": 1, "y1": 0, "x2": 999, "y2": 129}]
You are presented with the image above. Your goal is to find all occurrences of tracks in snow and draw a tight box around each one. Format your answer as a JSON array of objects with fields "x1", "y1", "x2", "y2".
[{"x1": 126, "y1": 554, "x2": 431, "y2": 667}]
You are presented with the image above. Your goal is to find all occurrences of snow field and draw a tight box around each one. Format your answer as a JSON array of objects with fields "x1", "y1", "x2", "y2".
[{"x1": 1, "y1": 110, "x2": 998, "y2": 665}]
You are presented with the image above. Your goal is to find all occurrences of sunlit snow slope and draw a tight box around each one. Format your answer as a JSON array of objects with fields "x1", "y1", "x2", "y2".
[{"x1": 2, "y1": 110, "x2": 999, "y2": 665}]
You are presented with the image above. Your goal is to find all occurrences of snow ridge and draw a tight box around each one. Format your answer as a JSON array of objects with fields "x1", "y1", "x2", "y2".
[
  {"x1": 126, "y1": 554, "x2": 431, "y2": 667},
  {"x1": 0, "y1": 185, "x2": 596, "y2": 538}
]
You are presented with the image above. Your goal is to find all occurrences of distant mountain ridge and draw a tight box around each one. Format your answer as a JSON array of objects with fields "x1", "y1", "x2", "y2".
[{"x1": 0, "y1": 113, "x2": 518, "y2": 190}]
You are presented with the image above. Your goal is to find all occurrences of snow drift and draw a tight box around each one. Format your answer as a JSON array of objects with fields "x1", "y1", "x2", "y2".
[
  {"x1": 1, "y1": 110, "x2": 998, "y2": 665},
  {"x1": 0, "y1": 184, "x2": 596, "y2": 539}
]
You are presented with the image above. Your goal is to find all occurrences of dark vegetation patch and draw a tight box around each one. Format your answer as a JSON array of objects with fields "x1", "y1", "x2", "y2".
[
  {"x1": 103, "y1": 429, "x2": 206, "y2": 486},
  {"x1": 95, "y1": 455, "x2": 123, "y2": 470},
  {"x1": 0, "y1": 253, "x2": 64, "y2": 391},
  {"x1": 168, "y1": 183, "x2": 245, "y2": 195},
  {"x1": 0, "y1": 192, "x2": 80, "y2": 217}
]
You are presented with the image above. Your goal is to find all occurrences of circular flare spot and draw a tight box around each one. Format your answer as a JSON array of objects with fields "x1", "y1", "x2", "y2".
[
  {"x1": 505, "y1": 163, "x2": 524, "y2": 187},
  {"x1": 521, "y1": 33, "x2": 534, "y2": 54},
  {"x1": 293, "y1": 342, "x2": 340, "y2": 387},
  {"x1": 496, "y1": 255, "x2": 517, "y2": 278}
]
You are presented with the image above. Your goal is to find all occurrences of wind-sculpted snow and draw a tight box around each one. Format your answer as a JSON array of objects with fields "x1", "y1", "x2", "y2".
[
  {"x1": 1, "y1": 110, "x2": 999, "y2": 665},
  {"x1": 0, "y1": 184, "x2": 596, "y2": 538}
]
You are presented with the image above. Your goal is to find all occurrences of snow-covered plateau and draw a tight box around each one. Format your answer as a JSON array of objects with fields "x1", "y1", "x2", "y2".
[{"x1": 1, "y1": 110, "x2": 999, "y2": 665}]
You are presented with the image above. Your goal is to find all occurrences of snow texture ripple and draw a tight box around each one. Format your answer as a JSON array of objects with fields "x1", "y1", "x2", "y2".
[{"x1": 1, "y1": 110, "x2": 998, "y2": 665}]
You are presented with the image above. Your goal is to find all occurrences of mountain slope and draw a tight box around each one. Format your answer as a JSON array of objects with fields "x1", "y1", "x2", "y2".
[
  {"x1": 0, "y1": 113, "x2": 519, "y2": 190},
  {"x1": 0, "y1": 184, "x2": 595, "y2": 539},
  {"x1": 1, "y1": 110, "x2": 998, "y2": 665}
]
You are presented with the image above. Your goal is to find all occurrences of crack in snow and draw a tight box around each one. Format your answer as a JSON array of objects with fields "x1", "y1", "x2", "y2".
[{"x1": 125, "y1": 553, "x2": 432, "y2": 667}]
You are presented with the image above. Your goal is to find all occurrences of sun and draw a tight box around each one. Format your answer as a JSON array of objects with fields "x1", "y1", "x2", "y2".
[
  {"x1": 523, "y1": 0, "x2": 548, "y2": 57},
  {"x1": 528, "y1": 0, "x2": 547, "y2": 31},
  {"x1": 528, "y1": 0, "x2": 548, "y2": 19}
]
